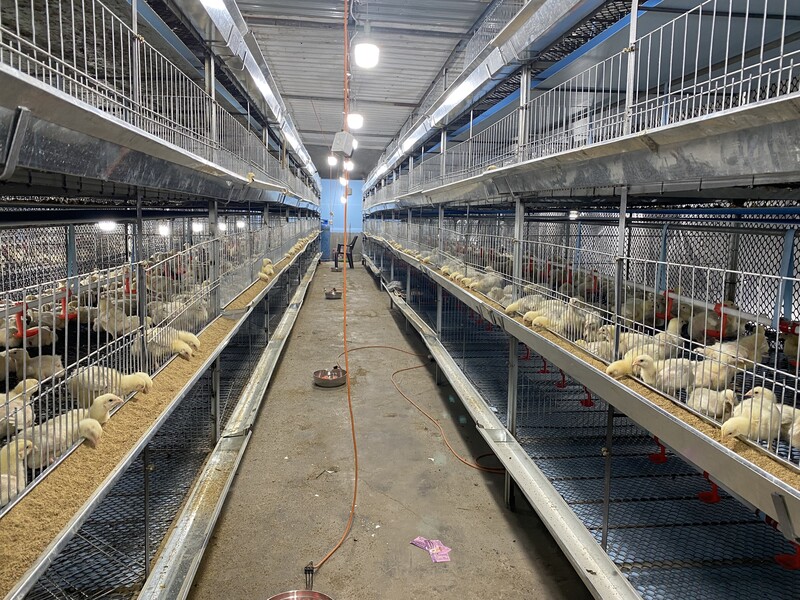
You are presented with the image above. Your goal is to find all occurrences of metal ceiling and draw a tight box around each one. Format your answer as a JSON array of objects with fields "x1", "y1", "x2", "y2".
[{"x1": 235, "y1": 0, "x2": 493, "y2": 178}]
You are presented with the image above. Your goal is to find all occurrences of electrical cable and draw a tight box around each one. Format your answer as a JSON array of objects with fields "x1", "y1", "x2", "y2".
[{"x1": 342, "y1": 345, "x2": 505, "y2": 475}]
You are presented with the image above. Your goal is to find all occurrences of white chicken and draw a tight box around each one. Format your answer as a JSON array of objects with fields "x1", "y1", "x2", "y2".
[
  {"x1": 468, "y1": 270, "x2": 505, "y2": 294},
  {"x1": 722, "y1": 387, "x2": 781, "y2": 443},
  {"x1": 632, "y1": 355, "x2": 695, "y2": 395},
  {"x1": 5, "y1": 348, "x2": 65, "y2": 381},
  {"x1": 0, "y1": 379, "x2": 38, "y2": 436},
  {"x1": 698, "y1": 326, "x2": 768, "y2": 364},
  {"x1": 692, "y1": 357, "x2": 741, "y2": 391},
  {"x1": 779, "y1": 403, "x2": 800, "y2": 447},
  {"x1": 0, "y1": 438, "x2": 34, "y2": 506},
  {"x1": 532, "y1": 298, "x2": 587, "y2": 341},
  {"x1": 687, "y1": 388, "x2": 736, "y2": 419},
  {"x1": 132, "y1": 326, "x2": 201, "y2": 361},
  {"x1": 68, "y1": 366, "x2": 153, "y2": 408},
  {"x1": 16, "y1": 415, "x2": 103, "y2": 470},
  {"x1": 575, "y1": 339, "x2": 615, "y2": 362},
  {"x1": 505, "y1": 294, "x2": 544, "y2": 316}
]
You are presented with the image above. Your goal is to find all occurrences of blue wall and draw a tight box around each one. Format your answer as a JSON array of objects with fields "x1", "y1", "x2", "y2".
[{"x1": 321, "y1": 178, "x2": 363, "y2": 233}]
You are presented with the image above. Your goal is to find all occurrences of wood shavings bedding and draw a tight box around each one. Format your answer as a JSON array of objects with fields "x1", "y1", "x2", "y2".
[{"x1": 0, "y1": 241, "x2": 313, "y2": 596}]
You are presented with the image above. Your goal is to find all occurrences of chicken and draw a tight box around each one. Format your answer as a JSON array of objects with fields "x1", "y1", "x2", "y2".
[
  {"x1": 132, "y1": 326, "x2": 201, "y2": 361},
  {"x1": 68, "y1": 366, "x2": 153, "y2": 408},
  {"x1": 687, "y1": 388, "x2": 736, "y2": 419},
  {"x1": 532, "y1": 298, "x2": 586, "y2": 341},
  {"x1": 692, "y1": 358, "x2": 741, "y2": 390},
  {"x1": 778, "y1": 404, "x2": 800, "y2": 447},
  {"x1": 94, "y1": 312, "x2": 149, "y2": 338},
  {"x1": 575, "y1": 339, "x2": 615, "y2": 362},
  {"x1": 723, "y1": 387, "x2": 781, "y2": 443},
  {"x1": 468, "y1": 270, "x2": 505, "y2": 294},
  {"x1": 0, "y1": 379, "x2": 38, "y2": 436},
  {"x1": 0, "y1": 438, "x2": 34, "y2": 506},
  {"x1": 20, "y1": 325, "x2": 58, "y2": 348},
  {"x1": 505, "y1": 294, "x2": 544, "y2": 316},
  {"x1": 487, "y1": 287, "x2": 506, "y2": 303},
  {"x1": 652, "y1": 317, "x2": 685, "y2": 355},
  {"x1": 5, "y1": 349, "x2": 65, "y2": 381},
  {"x1": 0, "y1": 322, "x2": 22, "y2": 350},
  {"x1": 698, "y1": 326, "x2": 768, "y2": 364},
  {"x1": 606, "y1": 355, "x2": 635, "y2": 378},
  {"x1": 598, "y1": 326, "x2": 653, "y2": 357},
  {"x1": 258, "y1": 258, "x2": 275, "y2": 282},
  {"x1": 633, "y1": 355, "x2": 695, "y2": 395},
  {"x1": 16, "y1": 415, "x2": 104, "y2": 469}
]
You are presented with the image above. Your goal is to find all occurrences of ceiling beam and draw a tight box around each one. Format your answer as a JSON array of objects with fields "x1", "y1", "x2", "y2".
[
  {"x1": 244, "y1": 15, "x2": 469, "y2": 38},
  {"x1": 284, "y1": 94, "x2": 418, "y2": 108},
  {"x1": 299, "y1": 129, "x2": 392, "y2": 139}
]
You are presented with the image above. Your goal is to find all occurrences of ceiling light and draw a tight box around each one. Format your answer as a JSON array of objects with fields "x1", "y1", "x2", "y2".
[
  {"x1": 340, "y1": 196, "x2": 348, "y2": 204},
  {"x1": 401, "y1": 138, "x2": 414, "y2": 152},
  {"x1": 352, "y1": 138, "x2": 359, "y2": 150},
  {"x1": 236, "y1": 220, "x2": 247, "y2": 229},
  {"x1": 346, "y1": 113, "x2": 364, "y2": 130},
  {"x1": 327, "y1": 155, "x2": 338, "y2": 166},
  {"x1": 354, "y1": 41, "x2": 380, "y2": 69},
  {"x1": 218, "y1": 222, "x2": 228, "y2": 232},
  {"x1": 191, "y1": 222, "x2": 204, "y2": 233},
  {"x1": 158, "y1": 224, "x2": 171, "y2": 237},
  {"x1": 569, "y1": 211, "x2": 579, "y2": 220},
  {"x1": 377, "y1": 163, "x2": 388, "y2": 175},
  {"x1": 343, "y1": 159, "x2": 355, "y2": 172},
  {"x1": 339, "y1": 175, "x2": 348, "y2": 186},
  {"x1": 97, "y1": 221, "x2": 117, "y2": 232}
]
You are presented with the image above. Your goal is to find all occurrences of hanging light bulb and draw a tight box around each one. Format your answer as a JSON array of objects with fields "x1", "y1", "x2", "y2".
[
  {"x1": 236, "y1": 220, "x2": 247, "y2": 229},
  {"x1": 346, "y1": 113, "x2": 364, "y2": 130},
  {"x1": 191, "y1": 222, "x2": 204, "y2": 233},
  {"x1": 340, "y1": 196, "x2": 348, "y2": 204},
  {"x1": 327, "y1": 155, "x2": 338, "y2": 166},
  {"x1": 158, "y1": 224, "x2": 171, "y2": 237},
  {"x1": 343, "y1": 159, "x2": 355, "y2": 172},
  {"x1": 352, "y1": 138, "x2": 359, "y2": 150},
  {"x1": 218, "y1": 222, "x2": 228, "y2": 232},
  {"x1": 339, "y1": 175, "x2": 348, "y2": 186},
  {"x1": 354, "y1": 22, "x2": 380, "y2": 69}
]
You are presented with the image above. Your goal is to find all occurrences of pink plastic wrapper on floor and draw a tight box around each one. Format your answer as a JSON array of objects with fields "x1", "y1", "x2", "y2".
[{"x1": 411, "y1": 536, "x2": 452, "y2": 562}]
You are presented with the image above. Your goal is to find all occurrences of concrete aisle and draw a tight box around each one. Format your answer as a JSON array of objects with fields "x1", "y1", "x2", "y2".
[{"x1": 190, "y1": 263, "x2": 592, "y2": 600}]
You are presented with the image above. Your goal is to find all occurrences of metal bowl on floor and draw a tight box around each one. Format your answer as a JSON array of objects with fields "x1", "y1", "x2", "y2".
[
  {"x1": 267, "y1": 592, "x2": 334, "y2": 600},
  {"x1": 313, "y1": 366, "x2": 347, "y2": 387}
]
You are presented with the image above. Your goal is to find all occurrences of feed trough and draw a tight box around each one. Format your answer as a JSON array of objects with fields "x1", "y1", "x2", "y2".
[{"x1": 313, "y1": 366, "x2": 347, "y2": 387}]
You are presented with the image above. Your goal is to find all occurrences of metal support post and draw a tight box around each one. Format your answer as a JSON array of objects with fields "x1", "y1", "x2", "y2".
[
  {"x1": 513, "y1": 198, "x2": 524, "y2": 300},
  {"x1": 775, "y1": 229, "x2": 796, "y2": 327},
  {"x1": 212, "y1": 357, "x2": 221, "y2": 443},
  {"x1": 438, "y1": 205, "x2": 444, "y2": 255},
  {"x1": 505, "y1": 337, "x2": 519, "y2": 510},
  {"x1": 390, "y1": 256, "x2": 394, "y2": 282},
  {"x1": 623, "y1": 0, "x2": 640, "y2": 135},
  {"x1": 517, "y1": 66, "x2": 531, "y2": 160},
  {"x1": 408, "y1": 156, "x2": 414, "y2": 189},
  {"x1": 131, "y1": 0, "x2": 141, "y2": 127},
  {"x1": 601, "y1": 404, "x2": 615, "y2": 550},
  {"x1": 655, "y1": 224, "x2": 669, "y2": 293},
  {"x1": 612, "y1": 188, "x2": 628, "y2": 356},
  {"x1": 436, "y1": 284, "x2": 443, "y2": 337},
  {"x1": 209, "y1": 200, "x2": 220, "y2": 316},
  {"x1": 143, "y1": 445, "x2": 152, "y2": 577},
  {"x1": 468, "y1": 109, "x2": 474, "y2": 171},
  {"x1": 205, "y1": 55, "x2": 217, "y2": 157},
  {"x1": 135, "y1": 194, "x2": 148, "y2": 371},
  {"x1": 725, "y1": 218, "x2": 741, "y2": 302},
  {"x1": 440, "y1": 129, "x2": 447, "y2": 179},
  {"x1": 407, "y1": 208, "x2": 412, "y2": 245}
]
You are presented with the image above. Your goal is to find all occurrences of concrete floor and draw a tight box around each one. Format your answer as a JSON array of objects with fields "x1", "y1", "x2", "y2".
[{"x1": 189, "y1": 263, "x2": 592, "y2": 600}]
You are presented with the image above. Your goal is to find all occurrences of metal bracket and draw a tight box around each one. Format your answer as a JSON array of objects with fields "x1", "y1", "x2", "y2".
[
  {"x1": 0, "y1": 106, "x2": 31, "y2": 181},
  {"x1": 772, "y1": 492, "x2": 800, "y2": 542}
]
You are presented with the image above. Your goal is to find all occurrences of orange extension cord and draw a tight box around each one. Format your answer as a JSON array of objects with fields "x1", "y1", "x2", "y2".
[{"x1": 311, "y1": 0, "x2": 502, "y2": 577}]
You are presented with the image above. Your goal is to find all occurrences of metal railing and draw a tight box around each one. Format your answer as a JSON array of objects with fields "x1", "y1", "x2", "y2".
[
  {"x1": 364, "y1": 0, "x2": 800, "y2": 207},
  {"x1": 0, "y1": 0, "x2": 318, "y2": 203},
  {"x1": 0, "y1": 214, "x2": 318, "y2": 513}
]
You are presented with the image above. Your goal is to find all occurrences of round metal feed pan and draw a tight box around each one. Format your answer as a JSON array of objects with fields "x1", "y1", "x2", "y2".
[
  {"x1": 313, "y1": 367, "x2": 347, "y2": 388},
  {"x1": 267, "y1": 592, "x2": 334, "y2": 600}
]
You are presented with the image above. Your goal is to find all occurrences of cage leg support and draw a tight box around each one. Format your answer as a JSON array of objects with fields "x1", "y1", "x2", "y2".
[{"x1": 698, "y1": 471, "x2": 721, "y2": 504}]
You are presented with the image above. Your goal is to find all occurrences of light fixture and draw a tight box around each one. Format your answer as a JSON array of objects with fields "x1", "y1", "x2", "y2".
[
  {"x1": 346, "y1": 113, "x2": 364, "y2": 130},
  {"x1": 343, "y1": 159, "x2": 355, "y2": 172},
  {"x1": 377, "y1": 163, "x2": 388, "y2": 175},
  {"x1": 569, "y1": 210, "x2": 579, "y2": 220},
  {"x1": 401, "y1": 138, "x2": 414, "y2": 152},
  {"x1": 97, "y1": 220, "x2": 117, "y2": 232},
  {"x1": 236, "y1": 220, "x2": 247, "y2": 229},
  {"x1": 327, "y1": 155, "x2": 338, "y2": 167},
  {"x1": 352, "y1": 138, "x2": 359, "y2": 150},
  {"x1": 340, "y1": 196, "x2": 347, "y2": 204},
  {"x1": 354, "y1": 23, "x2": 380, "y2": 69},
  {"x1": 191, "y1": 222, "x2": 204, "y2": 233},
  {"x1": 158, "y1": 224, "x2": 171, "y2": 237},
  {"x1": 339, "y1": 175, "x2": 348, "y2": 186},
  {"x1": 218, "y1": 222, "x2": 228, "y2": 232}
]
